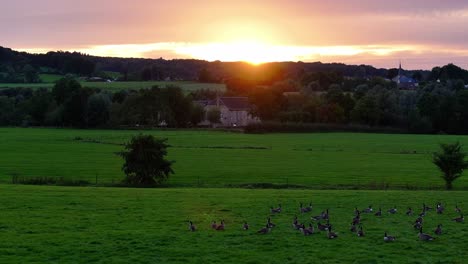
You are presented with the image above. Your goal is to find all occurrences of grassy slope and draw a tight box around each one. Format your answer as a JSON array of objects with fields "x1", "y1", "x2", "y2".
[
  {"x1": 0, "y1": 128, "x2": 467, "y2": 189},
  {"x1": 0, "y1": 185, "x2": 466, "y2": 263},
  {"x1": 39, "y1": 74, "x2": 64, "y2": 83},
  {"x1": 0, "y1": 81, "x2": 226, "y2": 92}
]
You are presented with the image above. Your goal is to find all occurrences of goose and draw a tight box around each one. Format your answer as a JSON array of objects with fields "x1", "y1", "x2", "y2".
[
  {"x1": 352, "y1": 216, "x2": 361, "y2": 225},
  {"x1": 216, "y1": 220, "x2": 225, "y2": 231},
  {"x1": 419, "y1": 210, "x2": 426, "y2": 218},
  {"x1": 257, "y1": 224, "x2": 271, "y2": 234},
  {"x1": 188, "y1": 221, "x2": 196, "y2": 232},
  {"x1": 327, "y1": 225, "x2": 338, "y2": 239},
  {"x1": 297, "y1": 223, "x2": 306, "y2": 231},
  {"x1": 318, "y1": 222, "x2": 329, "y2": 231},
  {"x1": 267, "y1": 217, "x2": 276, "y2": 228},
  {"x1": 299, "y1": 203, "x2": 308, "y2": 213},
  {"x1": 211, "y1": 221, "x2": 218, "y2": 230},
  {"x1": 415, "y1": 216, "x2": 424, "y2": 224},
  {"x1": 293, "y1": 218, "x2": 304, "y2": 230},
  {"x1": 300, "y1": 224, "x2": 314, "y2": 236},
  {"x1": 436, "y1": 203, "x2": 444, "y2": 214},
  {"x1": 363, "y1": 205, "x2": 373, "y2": 213},
  {"x1": 322, "y1": 209, "x2": 330, "y2": 220},
  {"x1": 243, "y1": 222, "x2": 249, "y2": 230},
  {"x1": 406, "y1": 207, "x2": 413, "y2": 216},
  {"x1": 350, "y1": 223, "x2": 357, "y2": 232},
  {"x1": 419, "y1": 228, "x2": 434, "y2": 241},
  {"x1": 388, "y1": 206, "x2": 397, "y2": 214},
  {"x1": 270, "y1": 204, "x2": 282, "y2": 214},
  {"x1": 277, "y1": 204, "x2": 282, "y2": 213},
  {"x1": 455, "y1": 204, "x2": 462, "y2": 214},
  {"x1": 384, "y1": 232, "x2": 396, "y2": 242},
  {"x1": 413, "y1": 217, "x2": 423, "y2": 229},
  {"x1": 434, "y1": 224, "x2": 442, "y2": 235},
  {"x1": 292, "y1": 216, "x2": 300, "y2": 229},
  {"x1": 354, "y1": 207, "x2": 360, "y2": 216},
  {"x1": 453, "y1": 214, "x2": 464, "y2": 223},
  {"x1": 304, "y1": 203, "x2": 313, "y2": 212},
  {"x1": 413, "y1": 221, "x2": 422, "y2": 230},
  {"x1": 311, "y1": 212, "x2": 324, "y2": 221},
  {"x1": 375, "y1": 207, "x2": 382, "y2": 217},
  {"x1": 357, "y1": 225, "x2": 365, "y2": 237},
  {"x1": 299, "y1": 226, "x2": 311, "y2": 236},
  {"x1": 307, "y1": 223, "x2": 315, "y2": 234}
]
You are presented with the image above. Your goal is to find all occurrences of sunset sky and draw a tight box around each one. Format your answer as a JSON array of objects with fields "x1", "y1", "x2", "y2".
[{"x1": 3, "y1": 0, "x2": 468, "y2": 69}]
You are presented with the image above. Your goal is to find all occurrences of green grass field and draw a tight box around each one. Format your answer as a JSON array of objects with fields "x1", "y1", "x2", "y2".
[
  {"x1": 0, "y1": 185, "x2": 466, "y2": 263},
  {"x1": 39, "y1": 74, "x2": 65, "y2": 83},
  {"x1": 0, "y1": 80, "x2": 226, "y2": 93},
  {"x1": 0, "y1": 128, "x2": 467, "y2": 189}
]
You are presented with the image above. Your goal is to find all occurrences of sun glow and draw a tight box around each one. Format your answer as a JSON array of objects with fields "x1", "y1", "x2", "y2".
[
  {"x1": 174, "y1": 40, "x2": 298, "y2": 65},
  {"x1": 18, "y1": 42, "x2": 434, "y2": 66},
  {"x1": 173, "y1": 42, "x2": 420, "y2": 64}
]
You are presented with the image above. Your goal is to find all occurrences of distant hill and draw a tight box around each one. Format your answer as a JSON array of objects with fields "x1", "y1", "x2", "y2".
[{"x1": 0, "y1": 46, "x2": 442, "y2": 84}]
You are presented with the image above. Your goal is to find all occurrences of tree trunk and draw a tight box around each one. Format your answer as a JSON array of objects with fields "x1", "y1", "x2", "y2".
[{"x1": 446, "y1": 181, "x2": 453, "y2": 190}]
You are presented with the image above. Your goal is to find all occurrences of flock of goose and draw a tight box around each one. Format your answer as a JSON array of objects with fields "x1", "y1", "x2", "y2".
[{"x1": 188, "y1": 202, "x2": 464, "y2": 241}]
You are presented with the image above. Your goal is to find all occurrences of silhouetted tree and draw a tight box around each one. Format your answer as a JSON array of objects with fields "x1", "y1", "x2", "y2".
[
  {"x1": 52, "y1": 77, "x2": 81, "y2": 104},
  {"x1": 117, "y1": 135, "x2": 174, "y2": 187},
  {"x1": 87, "y1": 93, "x2": 111, "y2": 127},
  {"x1": 432, "y1": 142, "x2": 468, "y2": 190},
  {"x1": 23, "y1": 64, "x2": 40, "y2": 83},
  {"x1": 387, "y1": 68, "x2": 399, "y2": 80},
  {"x1": 198, "y1": 68, "x2": 214, "y2": 83}
]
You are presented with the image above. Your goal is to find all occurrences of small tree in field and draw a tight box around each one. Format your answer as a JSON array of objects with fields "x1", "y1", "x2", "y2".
[
  {"x1": 117, "y1": 135, "x2": 174, "y2": 187},
  {"x1": 432, "y1": 142, "x2": 468, "y2": 190}
]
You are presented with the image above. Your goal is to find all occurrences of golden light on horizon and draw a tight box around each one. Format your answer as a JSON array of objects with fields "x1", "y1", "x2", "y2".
[
  {"x1": 17, "y1": 42, "x2": 435, "y2": 67},
  {"x1": 174, "y1": 40, "x2": 301, "y2": 64}
]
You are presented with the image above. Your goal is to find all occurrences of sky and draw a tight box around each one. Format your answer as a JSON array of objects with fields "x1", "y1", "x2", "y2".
[{"x1": 2, "y1": 0, "x2": 468, "y2": 69}]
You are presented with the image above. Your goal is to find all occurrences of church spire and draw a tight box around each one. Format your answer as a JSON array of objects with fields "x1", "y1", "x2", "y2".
[{"x1": 398, "y1": 60, "x2": 402, "y2": 76}]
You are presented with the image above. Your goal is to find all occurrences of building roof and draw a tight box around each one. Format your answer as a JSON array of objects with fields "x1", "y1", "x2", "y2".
[
  {"x1": 392, "y1": 62, "x2": 418, "y2": 85},
  {"x1": 218, "y1": 97, "x2": 251, "y2": 111},
  {"x1": 193, "y1": 100, "x2": 211, "y2": 107},
  {"x1": 392, "y1": 75, "x2": 417, "y2": 84}
]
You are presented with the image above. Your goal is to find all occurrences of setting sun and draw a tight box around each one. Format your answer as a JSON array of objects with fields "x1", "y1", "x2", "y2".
[{"x1": 174, "y1": 40, "x2": 297, "y2": 64}]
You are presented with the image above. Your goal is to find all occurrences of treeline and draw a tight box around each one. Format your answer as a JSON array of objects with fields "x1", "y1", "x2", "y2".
[
  {"x1": 240, "y1": 77, "x2": 468, "y2": 134},
  {"x1": 0, "y1": 78, "x2": 205, "y2": 128},
  {"x1": 1, "y1": 75, "x2": 468, "y2": 134},
  {"x1": 3, "y1": 45, "x2": 468, "y2": 87},
  {"x1": 0, "y1": 47, "x2": 95, "y2": 83},
  {"x1": 0, "y1": 46, "x2": 434, "y2": 84}
]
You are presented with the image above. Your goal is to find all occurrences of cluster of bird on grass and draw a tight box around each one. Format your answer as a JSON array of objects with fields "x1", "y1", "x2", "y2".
[{"x1": 188, "y1": 202, "x2": 464, "y2": 242}]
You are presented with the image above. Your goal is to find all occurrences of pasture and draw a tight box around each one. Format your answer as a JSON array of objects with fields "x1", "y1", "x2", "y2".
[
  {"x1": 0, "y1": 80, "x2": 226, "y2": 93},
  {"x1": 0, "y1": 128, "x2": 468, "y2": 189},
  {"x1": 0, "y1": 185, "x2": 466, "y2": 263}
]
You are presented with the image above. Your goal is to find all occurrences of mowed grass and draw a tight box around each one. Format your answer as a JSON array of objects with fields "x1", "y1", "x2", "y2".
[
  {"x1": 0, "y1": 185, "x2": 466, "y2": 263},
  {"x1": 0, "y1": 128, "x2": 468, "y2": 189},
  {"x1": 0, "y1": 81, "x2": 226, "y2": 93}
]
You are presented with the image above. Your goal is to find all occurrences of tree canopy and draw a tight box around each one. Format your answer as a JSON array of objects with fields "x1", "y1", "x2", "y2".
[
  {"x1": 117, "y1": 135, "x2": 174, "y2": 187},
  {"x1": 432, "y1": 142, "x2": 468, "y2": 190}
]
